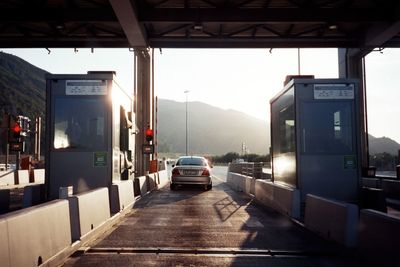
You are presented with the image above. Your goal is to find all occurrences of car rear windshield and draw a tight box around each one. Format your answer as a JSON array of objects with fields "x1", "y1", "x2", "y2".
[{"x1": 176, "y1": 158, "x2": 207, "y2": 166}]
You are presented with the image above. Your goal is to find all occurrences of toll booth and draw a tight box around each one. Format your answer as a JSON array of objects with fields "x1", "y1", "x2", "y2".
[
  {"x1": 45, "y1": 71, "x2": 135, "y2": 199},
  {"x1": 270, "y1": 77, "x2": 362, "y2": 203}
]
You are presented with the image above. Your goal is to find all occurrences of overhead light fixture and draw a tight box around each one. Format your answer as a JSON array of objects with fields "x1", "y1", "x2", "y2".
[
  {"x1": 55, "y1": 23, "x2": 65, "y2": 30},
  {"x1": 193, "y1": 24, "x2": 203, "y2": 31},
  {"x1": 328, "y1": 24, "x2": 338, "y2": 30}
]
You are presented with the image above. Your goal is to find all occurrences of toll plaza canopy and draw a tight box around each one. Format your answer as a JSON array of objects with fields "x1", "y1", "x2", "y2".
[{"x1": 0, "y1": 0, "x2": 400, "y2": 49}]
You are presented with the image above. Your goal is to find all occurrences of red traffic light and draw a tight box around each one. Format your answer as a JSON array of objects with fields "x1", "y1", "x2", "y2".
[
  {"x1": 145, "y1": 127, "x2": 153, "y2": 142},
  {"x1": 12, "y1": 122, "x2": 22, "y2": 138}
]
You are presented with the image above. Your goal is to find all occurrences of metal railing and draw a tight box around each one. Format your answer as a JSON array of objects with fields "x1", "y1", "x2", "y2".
[{"x1": 228, "y1": 162, "x2": 265, "y2": 179}]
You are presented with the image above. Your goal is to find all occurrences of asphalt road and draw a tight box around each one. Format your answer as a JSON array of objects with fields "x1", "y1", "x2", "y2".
[{"x1": 62, "y1": 171, "x2": 360, "y2": 267}]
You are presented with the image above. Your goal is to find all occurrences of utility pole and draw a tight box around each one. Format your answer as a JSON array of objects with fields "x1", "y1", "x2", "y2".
[{"x1": 184, "y1": 90, "x2": 189, "y2": 155}]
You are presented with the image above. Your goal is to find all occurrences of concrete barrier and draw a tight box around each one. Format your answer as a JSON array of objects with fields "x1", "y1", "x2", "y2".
[
  {"x1": 360, "y1": 187, "x2": 387, "y2": 212},
  {"x1": 137, "y1": 175, "x2": 148, "y2": 196},
  {"x1": 362, "y1": 178, "x2": 381, "y2": 189},
  {"x1": 0, "y1": 199, "x2": 71, "y2": 267},
  {"x1": 273, "y1": 182, "x2": 301, "y2": 219},
  {"x1": 33, "y1": 169, "x2": 45, "y2": 184},
  {"x1": 68, "y1": 187, "x2": 110, "y2": 241},
  {"x1": 254, "y1": 179, "x2": 274, "y2": 207},
  {"x1": 158, "y1": 170, "x2": 169, "y2": 188},
  {"x1": 381, "y1": 180, "x2": 400, "y2": 198},
  {"x1": 244, "y1": 176, "x2": 252, "y2": 195},
  {"x1": 0, "y1": 172, "x2": 15, "y2": 186},
  {"x1": 227, "y1": 172, "x2": 248, "y2": 192},
  {"x1": 147, "y1": 173, "x2": 157, "y2": 191},
  {"x1": 17, "y1": 170, "x2": 29, "y2": 184},
  {"x1": 252, "y1": 179, "x2": 301, "y2": 219},
  {"x1": 358, "y1": 209, "x2": 400, "y2": 266},
  {"x1": 0, "y1": 189, "x2": 10, "y2": 213},
  {"x1": 304, "y1": 194, "x2": 358, "y2": 247},
  {"x1": 22, "y1": 184, "x2": 44, "y2": 208},
  {"x1": 110, "y1": 180, "x2": 134, "y2": 214},
  {"x1": 133, "y1": 178, "x2": 141, "y2": 197}
]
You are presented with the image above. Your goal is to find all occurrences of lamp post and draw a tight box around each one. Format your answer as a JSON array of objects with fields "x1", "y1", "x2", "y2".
[{"x1": 184, "y1": 90, "x2": 189, "y2": 155}]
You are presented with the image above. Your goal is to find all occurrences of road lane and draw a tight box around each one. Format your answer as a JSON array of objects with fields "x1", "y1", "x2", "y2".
[{"x1": 62, "y1": 175, "x2": 359, "y2": 267}]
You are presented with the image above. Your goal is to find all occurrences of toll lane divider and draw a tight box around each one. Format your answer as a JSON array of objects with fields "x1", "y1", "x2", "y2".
[
  {"x1": 255, "y1": 179, "x2": 300, "y2": 219},
  {"x1": 227, "y1": 172, "x2": 300, "y2": 219},
  {"x1": 110, "y1": 180, "x2": 135, "y2": 214},
  {"x1": 33, "y1": 169, "x2": 45, "y2": 184},
  {"x1": 158, "y1": 170, "x2": 169, "y2": 188},
  {"x1": 68, "y1": 187, "x2": 111, "y2": 242},
  {"x1": 0, "y1": 171, "x2": 15, "y2": 186},
  {"x1": 17, "y1": 170, "x2": 29, "y2": 184},
  {"x1": 358, "y1": 209, "x2": 400, "y2": 266},
  {"x1": 0, "y1": 199, "x2": 71, "y2": 267},
  {"x1": 147, "y1": 173, "x2": 157, "y2": 192},
  {"x1": 0, "y1": 169, "x2": 45, "y2": 186},
  {"x1": 304, "y1": 194, "x2": 358, "y2": 247},
  {"x1": 0, "y1": 170, "x2": 170, "y2": 267},
  {"x1": 137, "y1": 175, "x2": 148, "y2": 196}
]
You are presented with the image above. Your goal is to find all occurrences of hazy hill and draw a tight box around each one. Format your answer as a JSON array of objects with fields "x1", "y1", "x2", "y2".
[
  {"x1": 0, "y1": 52, "x2": 47, "y2": 121},
  {"x1": 157, "y1": 99, "x2": 400, "y2": 156},
  {"x1": 157, "y1": 99, "x2": 270, "y2": 155},
  {"x1": 369, "y1": 135, "x2": 400, "y2": 155},
  {"x1": 0, "y1": 52, "x2": 398, "y2": 156}
]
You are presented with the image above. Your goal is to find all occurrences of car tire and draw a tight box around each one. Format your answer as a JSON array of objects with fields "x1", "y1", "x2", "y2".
[{"x1": 206, "y1": 184, "x2": 212, "y2": 191}]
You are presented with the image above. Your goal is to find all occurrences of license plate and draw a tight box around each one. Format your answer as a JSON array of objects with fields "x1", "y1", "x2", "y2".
[{"x1": 184, "y1": 170, "x2": 198, "y2": 175}]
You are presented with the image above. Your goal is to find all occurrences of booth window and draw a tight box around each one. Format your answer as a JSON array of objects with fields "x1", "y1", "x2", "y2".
[
  {"x1": 272, "y1": 88, "x2": 295, "y2": 155},
  {"x1": 301, "y1": 101, "x2": 353, "y2": 154},
  {"x1": 53, "y1": 98, "x2": 106, "y2": 150},
  {"x1": 279, "y1": 105, "x2": 295, "y2": 153}
]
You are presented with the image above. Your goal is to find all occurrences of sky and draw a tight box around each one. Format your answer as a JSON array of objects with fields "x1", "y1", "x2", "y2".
[{"x1": 2, "y1": 47, "x2": 400, "y2": 143}]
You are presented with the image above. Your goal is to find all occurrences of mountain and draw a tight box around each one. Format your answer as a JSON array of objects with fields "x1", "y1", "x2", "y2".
[
  {"x1": 157, "y1": 99, "x2": 270, "y2": 155},
  {"x1": 0, "y1": 52, "x2": 47, "y2": 121},
  {"x1": 369, "y1": 135, "x2": 400, "y2": 155},
  {"x1": 0, "y1": 52, "x2": 399, "y2": 156}
]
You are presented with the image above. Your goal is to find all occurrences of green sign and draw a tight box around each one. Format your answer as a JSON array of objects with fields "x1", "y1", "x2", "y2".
[
  {"x1": 344, "y1": 155, "x2": 356, "y2": 169},
  {"x1": 94, "y1": 152, "x2": 107, "y2": 167}
]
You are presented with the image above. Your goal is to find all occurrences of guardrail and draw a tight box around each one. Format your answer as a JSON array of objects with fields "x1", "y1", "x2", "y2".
[
  {"x1": 0, "y1": 168, "x2": 170, "y2": 267},
  {"x1": 228, "y1": 162, "x2": 265, "y2": 179}
]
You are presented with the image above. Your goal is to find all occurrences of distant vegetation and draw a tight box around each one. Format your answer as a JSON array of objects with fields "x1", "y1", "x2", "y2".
[
  {"x1": 212, "y1": 152, "x2": 270, "y2": 164},
  {"x1": 0, "y1": 52, "x2": 47, "y2": 154},
  {"x1": 0, "y1": 52, "x2": 46, "y2": 121},
  {"x1": 369, "y1": 153, "x2": 399, "y2": 171}
]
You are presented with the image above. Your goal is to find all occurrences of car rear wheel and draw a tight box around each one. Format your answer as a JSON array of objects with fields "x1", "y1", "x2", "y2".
[{"x1": 206, "y1": 184, "x2": 212, "y2": 191}]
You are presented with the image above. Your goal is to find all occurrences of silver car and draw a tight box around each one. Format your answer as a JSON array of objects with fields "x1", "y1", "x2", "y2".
[{"x1": 170, "y1": 156, "x2": 212, "y2": 190}]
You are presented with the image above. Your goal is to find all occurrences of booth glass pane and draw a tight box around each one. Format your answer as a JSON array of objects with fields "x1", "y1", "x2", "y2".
[
  {"x1": 272, "y1": 88, "x2": 295, "y2": 155},
  {"x1": 279, "y1": 105, "x2": 295, "y2": 153},
  {"x1": 53, "y1": 98, "x2": 106, "y2": 150},
  {"x1": 300, "y1": 101, "x2": 353, "y2": 154}
]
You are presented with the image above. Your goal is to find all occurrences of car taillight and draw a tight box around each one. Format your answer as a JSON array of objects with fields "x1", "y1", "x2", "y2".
[
  {"x1": 172, "y1": 168, "x2": 180, "y2": 176},
  {"x1": 201, "y1": 169, "x2": 210, "y2": 176}
]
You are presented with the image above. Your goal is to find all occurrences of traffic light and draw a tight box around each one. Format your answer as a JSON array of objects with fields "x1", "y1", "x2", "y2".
[
  {"x1": 145, "y1": 127, "x2": 153, "y2": 142},
  {"x1": 11, "y1": 121, "x2": 22, "y2": 140}
]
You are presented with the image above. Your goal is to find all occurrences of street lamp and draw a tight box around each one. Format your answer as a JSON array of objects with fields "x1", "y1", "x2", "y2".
[{"x1": 184, "y1": 90, "x2": 189, "y2": 155}]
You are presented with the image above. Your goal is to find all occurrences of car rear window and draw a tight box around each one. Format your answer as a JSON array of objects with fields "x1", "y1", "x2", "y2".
[{"x1": 176, "y1": 158, "x2": 207, "y2": 166}]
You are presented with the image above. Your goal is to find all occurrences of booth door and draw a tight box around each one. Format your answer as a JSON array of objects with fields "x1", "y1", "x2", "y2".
[{"x1": 298, "y1": 100, "x2": 359, "y2": 202}]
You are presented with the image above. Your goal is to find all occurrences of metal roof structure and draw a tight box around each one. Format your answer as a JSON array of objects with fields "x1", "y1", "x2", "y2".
[{"x1": 0, "y1": 0, "x2": 399, "y2": 50}]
